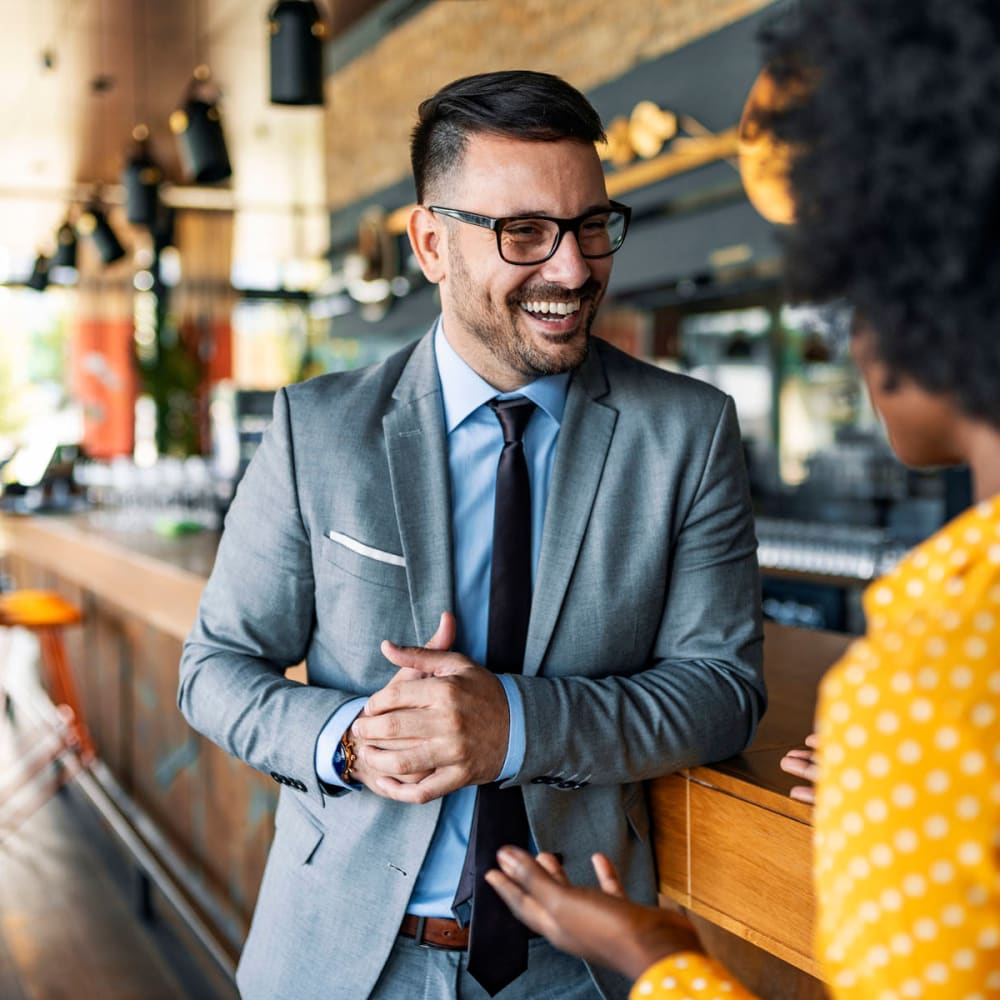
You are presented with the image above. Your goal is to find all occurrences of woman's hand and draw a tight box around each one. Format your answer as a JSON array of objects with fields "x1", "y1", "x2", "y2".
[
  {"x1": 779, "y1": 732, "x2": 820, "y2": 803},
  {"x1": 486, "y1": 847, "x2": 704, "y2": 981}
]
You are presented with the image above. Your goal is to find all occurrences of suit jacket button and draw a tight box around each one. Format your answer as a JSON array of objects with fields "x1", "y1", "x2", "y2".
[
  {"x1": 270, "y1": 771, "x2": 284, "y2": 784},
  {"x1": 294, "y1": 780, "x2": 307, "y2": 791}
]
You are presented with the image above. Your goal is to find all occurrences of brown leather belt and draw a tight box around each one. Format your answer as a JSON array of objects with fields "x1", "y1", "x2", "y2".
[{"x1": 399, "y1": 913, "x2": 469, "y2": 950}]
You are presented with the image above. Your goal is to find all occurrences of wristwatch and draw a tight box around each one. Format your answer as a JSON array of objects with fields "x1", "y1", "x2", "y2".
[{"x1": 333, "y1": 729, "x2": 362, "y2": 790}]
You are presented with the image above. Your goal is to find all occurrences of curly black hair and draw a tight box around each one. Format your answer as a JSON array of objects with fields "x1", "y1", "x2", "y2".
[{"x1": 762, "y1": 0, "x2": 1000, "y2": 428}]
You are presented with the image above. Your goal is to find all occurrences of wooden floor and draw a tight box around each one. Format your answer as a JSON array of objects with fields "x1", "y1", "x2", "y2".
[{"x1": 0, "y1": 700, "x2": 238, "y2": 1000}]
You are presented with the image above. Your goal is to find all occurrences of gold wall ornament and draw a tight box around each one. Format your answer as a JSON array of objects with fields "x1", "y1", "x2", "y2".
[
  {"x1": 738, "y1": 67, "x2": 805, "y2": 226},
  {"x1": 628, "y1": 101, "x2": 679, "y2": 159},
  {"x1": 597, "y1": 100, "x2": 680, "y2": 165}
]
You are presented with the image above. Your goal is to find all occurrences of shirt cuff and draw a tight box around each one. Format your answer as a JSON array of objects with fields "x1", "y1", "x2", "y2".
[
  {"x1": 497, "y1": 675, "x2": 526, "y2": 781},
  {"x1": 315, "y1": 696, "x2": 368, "y2": 788}
]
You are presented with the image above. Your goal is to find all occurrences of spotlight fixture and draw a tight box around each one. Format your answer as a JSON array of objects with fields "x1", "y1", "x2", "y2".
[
  {"x1": 268, "y1": 0, "x2": 327, "y2": 106},
  {"x1": 26, "y1": 253, "x2": 50, "y2": 292},
  {"x1": 77, "y1": 204, "x2": 126, "y2": 265},
  {"x1": 123, "y1": 126, "x2": 163, "y2": 227},
  {"x1": 51, "y1": 219, "x2": 77, "y2": 269},
  {"x1": 170, "y1": 65, "x2": 232, "y2": 183}
]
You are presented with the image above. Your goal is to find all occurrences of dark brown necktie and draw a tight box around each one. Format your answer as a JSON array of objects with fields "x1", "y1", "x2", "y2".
[{"x1": 460, "y1": 396, "x2": 535, "y2": 996}]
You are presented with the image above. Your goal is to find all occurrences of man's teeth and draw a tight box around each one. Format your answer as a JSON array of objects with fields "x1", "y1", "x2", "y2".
[{"x1": 522, "y1": 299, "x2": 581, "y2": 317}]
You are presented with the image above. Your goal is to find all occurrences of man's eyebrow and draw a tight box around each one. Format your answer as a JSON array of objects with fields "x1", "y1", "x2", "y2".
[{"x1": 503, "y1": 203, "x2": 613, "y2": 218}]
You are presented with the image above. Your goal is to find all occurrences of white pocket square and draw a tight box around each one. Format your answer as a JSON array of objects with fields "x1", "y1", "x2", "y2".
[{"x1": 325, "y1": 530, "x2": 406, "y2": 568}]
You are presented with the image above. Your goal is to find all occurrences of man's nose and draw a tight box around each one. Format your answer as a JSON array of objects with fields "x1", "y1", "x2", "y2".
[{"x1": 538, "y1": 231, "x2": 593, "y2": 287}]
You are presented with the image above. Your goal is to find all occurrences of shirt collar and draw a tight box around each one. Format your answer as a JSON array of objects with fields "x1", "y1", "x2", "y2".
[{"x1": 433, "y1": 318, "x2": 570, "y2": 433}]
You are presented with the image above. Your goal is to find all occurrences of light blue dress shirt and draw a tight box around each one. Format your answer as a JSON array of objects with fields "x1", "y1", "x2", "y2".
[{"x1": 315, "y1": 319, "x2": 568, "y2": 916}]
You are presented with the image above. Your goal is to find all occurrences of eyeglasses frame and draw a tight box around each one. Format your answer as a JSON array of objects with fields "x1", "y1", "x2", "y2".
[{"x1": 427, "y1": 200, "x2": 632, "y2": 266}]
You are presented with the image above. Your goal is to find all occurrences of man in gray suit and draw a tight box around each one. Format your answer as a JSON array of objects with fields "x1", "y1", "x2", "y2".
[{"x1": 179, "y1": 70, "x2": 764, "y2": 1000}]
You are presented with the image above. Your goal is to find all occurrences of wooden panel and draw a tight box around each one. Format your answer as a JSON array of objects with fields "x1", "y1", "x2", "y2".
[
  {"x1": 652, "y1": 773, "x2": 820, "y2": 980},
  {"x1": 197, "y1": 731, "x2": 277, "y2": 929},
  {"x1": 650, "y1": 773, "x2": 690, "y2": 903},
  {"x1": 687, "y1": 780, "x2": 817, "y2": 975},
  {"x1": 130, "y1": 625, "x2": 197, "y2": 859}
]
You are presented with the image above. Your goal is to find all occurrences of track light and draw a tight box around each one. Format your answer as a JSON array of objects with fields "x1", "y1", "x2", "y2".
[
  {"x1": 51, "y1": 220, "x2": 77, "y2": 269},
  {"x1": 124, "y1": 126, "x2": 163, "y2": 227},
  {"x1": 170, "y1": 66, "x2": 232, "y2": 183},
  {"x1": 26, "y1": 253, "x2": 50, "y2": 292},
  {"x1": 268, "y1": 0, "x2": 327, "y2": 107},
  {"x1": 77, "y1": 204, "x2": 126, "y2": 265}
]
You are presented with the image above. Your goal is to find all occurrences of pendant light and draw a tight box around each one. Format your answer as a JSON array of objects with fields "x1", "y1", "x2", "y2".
[
  {"x1": 268, "y1": 1, "x2": 327, "y2": 106},
  {"x1": 78, "y1": 203, "x2": 126, "y2": 265},
  {"x1": 26, "y1": 254, "x2": 50, "y2": 292},
  {"x1": 170, "y1": 64, "x2": 232, "y2": 183},
  {"x1": 123, "y1": 125, "x2": 162, "y2": 226},
  {"x1": 51, "y1": 219, "x2": 78, "y2": 269}
]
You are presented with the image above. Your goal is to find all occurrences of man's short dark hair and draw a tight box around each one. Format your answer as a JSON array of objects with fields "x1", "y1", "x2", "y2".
[
  {"x1": 410, "y1": 70, "x2": 606, "y2": 204},
  {"x1": 762, "y1": 0, "x2": 1000, "y2": 429}
]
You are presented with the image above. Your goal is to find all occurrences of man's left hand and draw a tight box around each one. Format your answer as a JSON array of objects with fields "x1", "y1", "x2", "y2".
[{"x1": 350, "y1": 637, "x2": 510, "y2": 803}]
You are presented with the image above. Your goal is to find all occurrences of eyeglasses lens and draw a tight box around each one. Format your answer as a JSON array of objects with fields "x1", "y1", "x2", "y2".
[{"x1": 498, "y1": 210, "x2": 626, "y2": 264}]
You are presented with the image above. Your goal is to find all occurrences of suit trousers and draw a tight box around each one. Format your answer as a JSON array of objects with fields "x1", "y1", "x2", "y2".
[{"x1": 368, "y1": 933, "x2": 601, "y2": 1000}]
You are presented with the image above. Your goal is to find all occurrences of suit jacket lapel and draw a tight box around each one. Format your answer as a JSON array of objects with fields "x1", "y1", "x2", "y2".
[
  {"x1": 524, "y1": 345, "x2": 617, "y2": 676},
  {"x1": 384, "y1": 332, "x2": 455, "y2": 645}
]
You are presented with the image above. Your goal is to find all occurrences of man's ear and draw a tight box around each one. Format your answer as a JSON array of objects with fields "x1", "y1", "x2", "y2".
[{"x1": 407, "y1": 206, "x2": 446, "y2": 284}]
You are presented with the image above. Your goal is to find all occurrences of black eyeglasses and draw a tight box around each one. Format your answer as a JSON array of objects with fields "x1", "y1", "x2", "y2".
[{"x1": 427, "y1": 201, "x2": 631, "y2": 266}]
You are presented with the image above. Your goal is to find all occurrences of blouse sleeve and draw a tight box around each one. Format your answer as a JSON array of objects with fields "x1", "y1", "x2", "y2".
[{"x1": 629, "y1": 952, "x2": 759, "y2": 999}]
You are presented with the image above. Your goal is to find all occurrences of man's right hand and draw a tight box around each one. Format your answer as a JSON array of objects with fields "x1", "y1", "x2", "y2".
[{"x1": 351, "y1": 611, "x2": 456, "y2": 793}]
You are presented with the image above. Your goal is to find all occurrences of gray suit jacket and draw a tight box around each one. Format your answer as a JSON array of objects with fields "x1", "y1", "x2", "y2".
[{"x1": 178, "y1": 330, "x2": 764, "y2": 1000}]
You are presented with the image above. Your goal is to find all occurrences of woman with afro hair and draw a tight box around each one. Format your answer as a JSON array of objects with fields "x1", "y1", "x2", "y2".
[{"x1": 484, "y1": 0, "x2": 1000, "y2": 996}]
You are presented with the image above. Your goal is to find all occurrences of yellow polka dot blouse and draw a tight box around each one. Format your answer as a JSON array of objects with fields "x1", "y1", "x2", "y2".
[{"x1": 631, "y1": 496, "x2": 1000, "y2": 999}]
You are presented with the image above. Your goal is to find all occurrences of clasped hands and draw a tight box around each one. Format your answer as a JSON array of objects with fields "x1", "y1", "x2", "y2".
[{"x1": 349, "y1": 612, "x2": 510, "y2": 803}]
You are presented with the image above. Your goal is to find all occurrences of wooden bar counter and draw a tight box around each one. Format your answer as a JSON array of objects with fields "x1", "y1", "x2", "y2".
[
  {"x1": 1, "y1": 511, "x2": 851, "y2": 989},
  {"x1": 650, "y1": 626, "x2": 850, "y2": 992},
  {"x1": 0, "y1": 511, "x2": 263, "y2": 961}
]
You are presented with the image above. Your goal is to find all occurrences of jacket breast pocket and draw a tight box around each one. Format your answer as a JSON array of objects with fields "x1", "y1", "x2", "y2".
[{"x1": 320, "y1": 530, "x2": 408, "y2": 591}]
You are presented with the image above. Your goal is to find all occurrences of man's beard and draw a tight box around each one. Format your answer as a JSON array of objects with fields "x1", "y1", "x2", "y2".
[{"x1": 449, "y1": 244, "x2": 602, "y2": 381}]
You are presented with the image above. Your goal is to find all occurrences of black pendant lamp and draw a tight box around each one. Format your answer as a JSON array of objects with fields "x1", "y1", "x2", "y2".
[
  {"x1": 123, "y1": 126, "x2": 163, "y2": 226},
  {"x1": 78, "y1": 204, "x2": 126, "y2": 265},
  {"x1": 170, "y1": 65, "x2": 232, "y2": 183},
  {"x1": 51, "y1": 220, "x2": 78, "y2": 269},
  {"x1": 26, "y1": 254, "x2": 50, "y2": 292},
  {"x1": 268, "y1": 0, "x2": 327, "y2": 106}
]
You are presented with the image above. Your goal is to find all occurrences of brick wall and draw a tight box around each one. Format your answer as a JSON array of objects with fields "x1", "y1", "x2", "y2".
[{"x1": 324, "y1": 0, "x2": 778, "y2": 209}]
